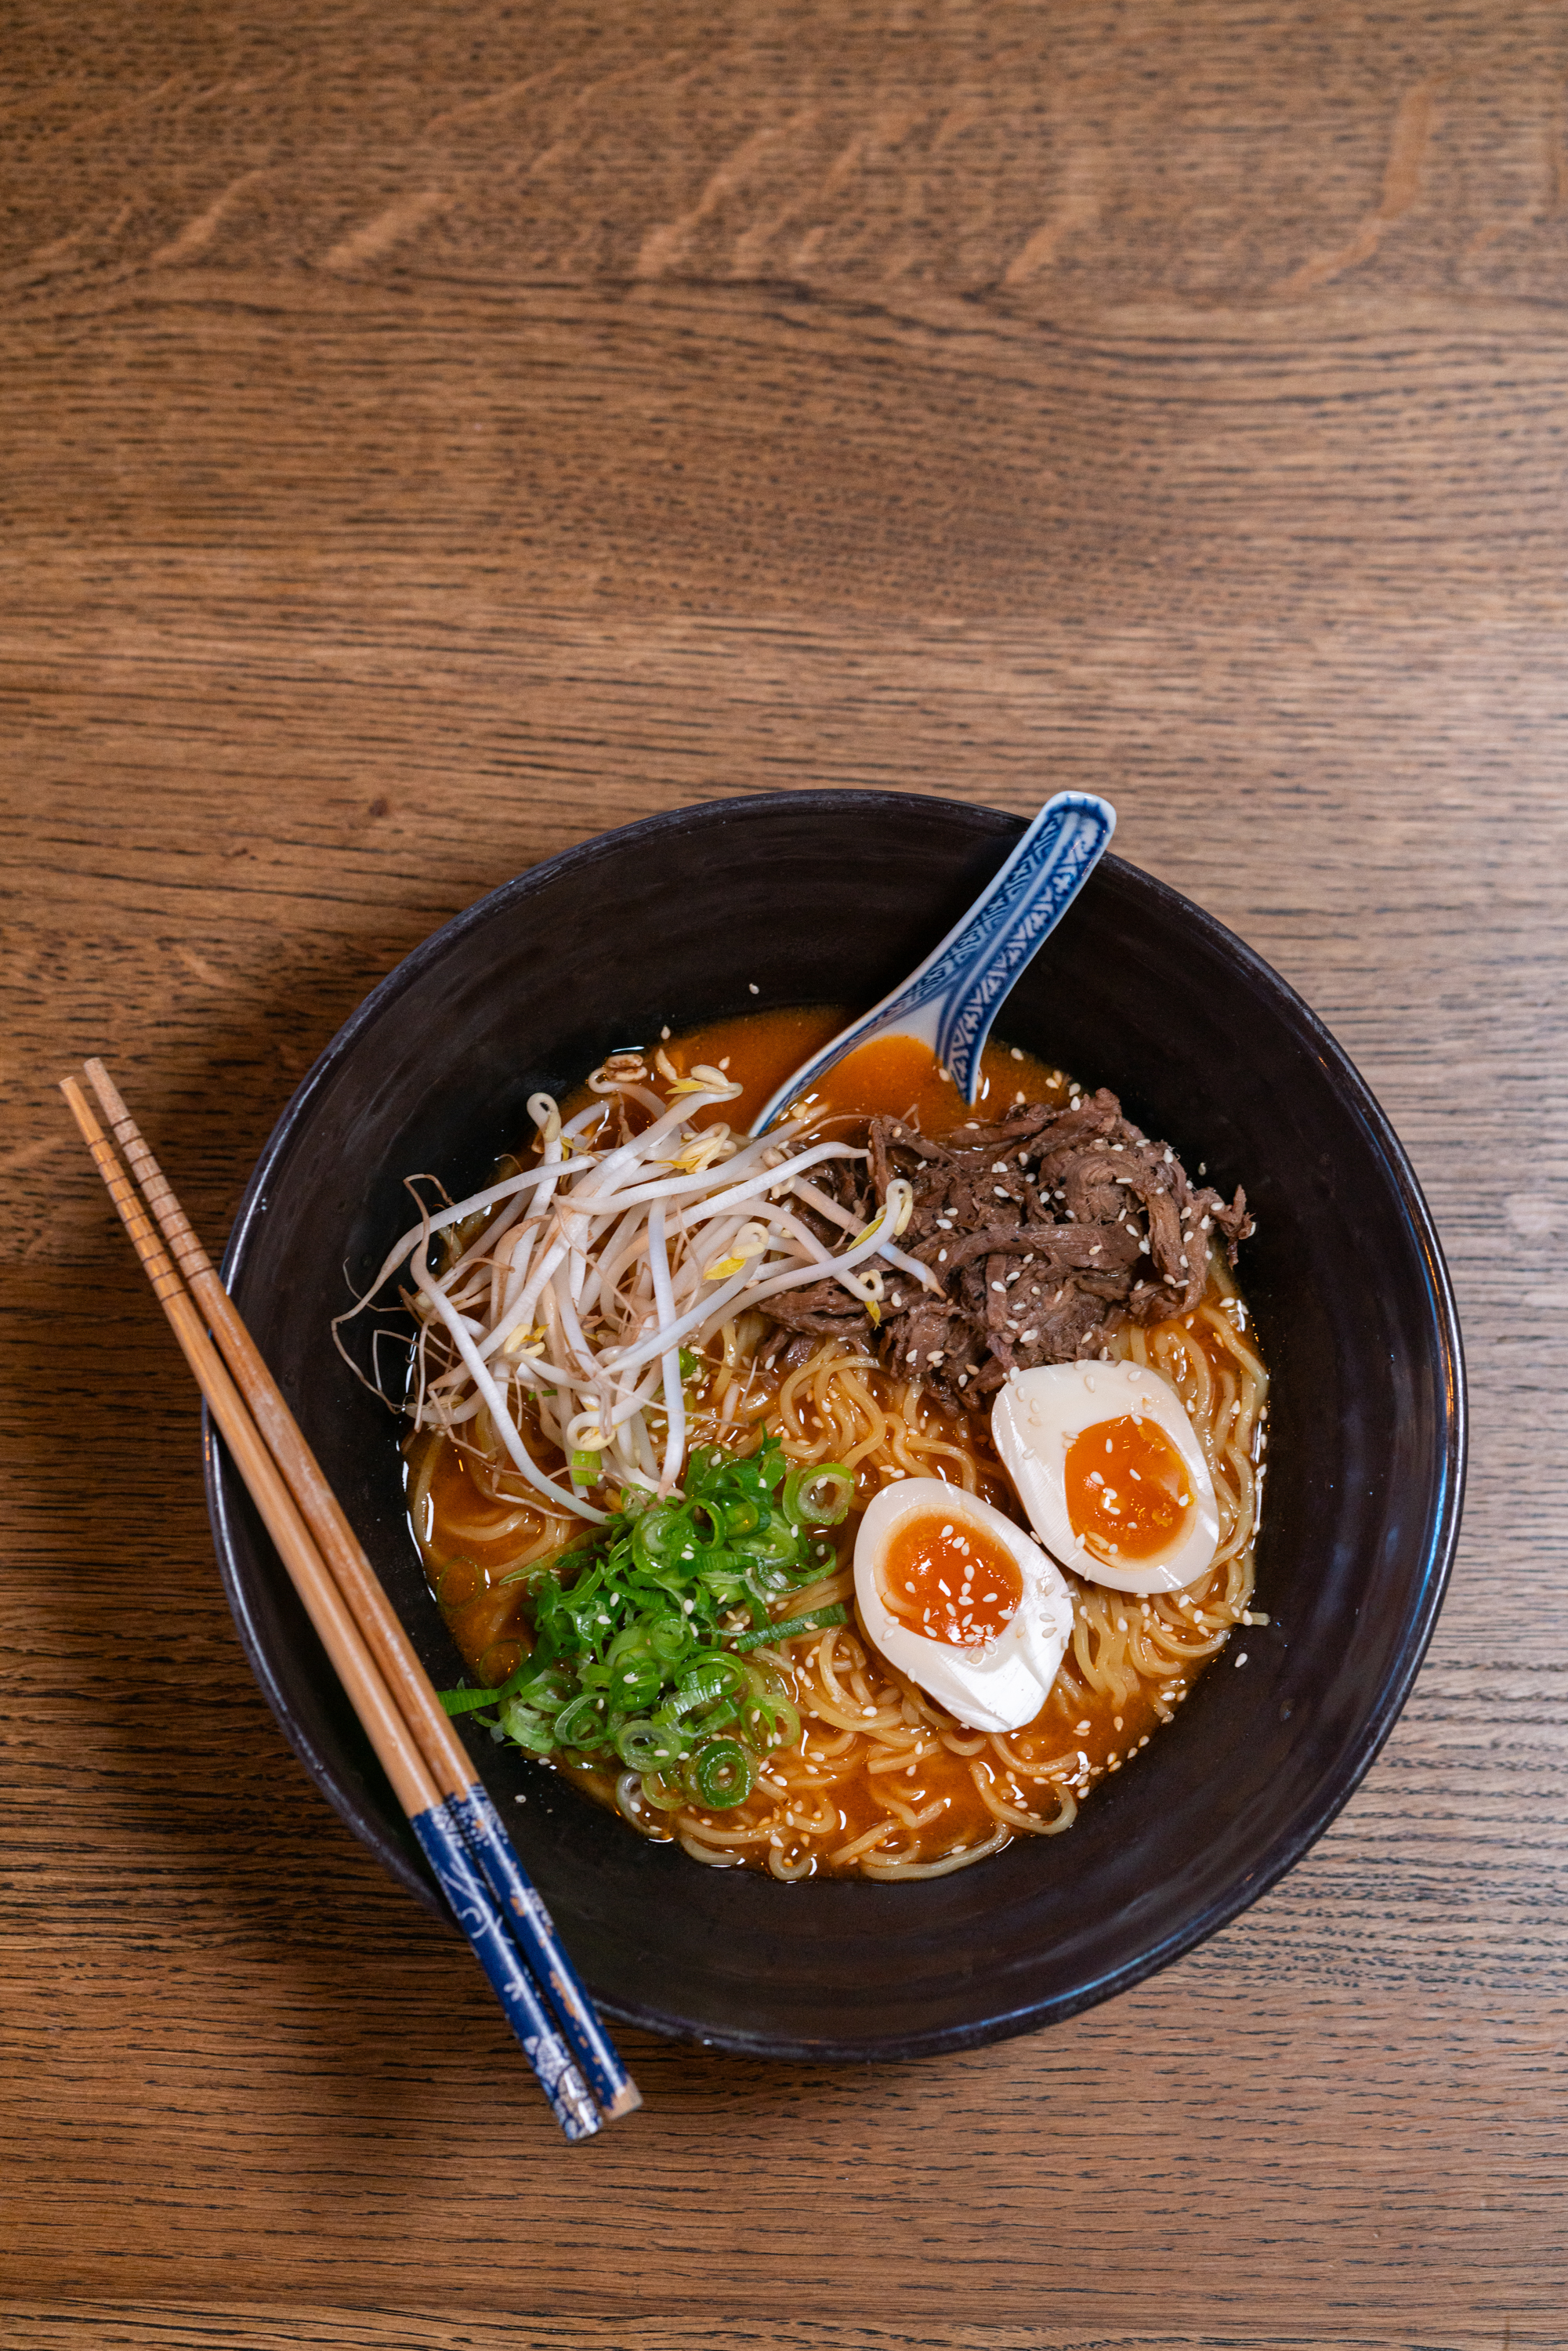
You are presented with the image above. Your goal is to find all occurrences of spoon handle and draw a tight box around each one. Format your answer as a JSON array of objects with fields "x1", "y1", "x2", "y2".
[
  {"x1": 752, "y1": 792, "x2": 1114, "y2": 1130},
  {"x1": 916, "y1": 792, "x2": 1115, "y2": 1099}
]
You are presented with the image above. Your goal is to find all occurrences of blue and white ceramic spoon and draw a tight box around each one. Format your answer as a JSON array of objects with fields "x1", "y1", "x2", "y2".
[{"x1": 751, "y1": 791, "x2": 1116, "y2": 1134}]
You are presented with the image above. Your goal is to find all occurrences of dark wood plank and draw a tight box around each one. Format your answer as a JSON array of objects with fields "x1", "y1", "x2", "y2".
[
  {"x1": 0, "y1": 2314, "x2": 1538, "y2": 2351},
  {"x1": 4, "y1": 0, "x2": 1568, "y2": 310},
  {"x1": 7, "y1": 279, "x2": 1568, "y2": 628}
]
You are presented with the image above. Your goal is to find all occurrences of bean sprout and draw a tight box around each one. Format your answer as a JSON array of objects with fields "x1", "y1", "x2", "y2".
[{"x1": 334, "y1": 1055, "x2": 942, "y2": 1516}]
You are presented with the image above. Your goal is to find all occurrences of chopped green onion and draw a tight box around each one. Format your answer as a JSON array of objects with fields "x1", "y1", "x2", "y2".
[
  {"x1": 730, "y1": 1603, "x2": 849, "y2": 1653},
  {"x1": 552, "y1": 1690, "x2": 610, "y2": 1748},
  {"x1": 782, "y1": 1462, "x2": 855, "y2": 1527},
  {"x1": 744, "y1": 1689, "x2": 802, "y2": 1751},
  {"x1": 464, "y1": 1434, "x2": 854, "y2": 1793},
  {"x1": 683, "y1": 1737, "x2": 755, "y2": 1809},
  {"x1": 438, "y1": 1682, "x2": 503, "y2": 1716},
  {"x1": 433, "y1": 1555, "x2": 484, "y2": 1607},
  {"x1": 663, "y1": 1657, "x2": 745, "y2": 1715},
  {"x1": 639, "y1": 1767, "x2": 688, "y2": 1813},
  {"x1": 497, "y1": 1697, "x2": 556, "y2": 1754},
  {"x1": 732, "y1": 1520, "x2": 798, "y2": 1567},
  {"x1": 614, "y1": 1717, "x2": 688, "y2": 1772}
]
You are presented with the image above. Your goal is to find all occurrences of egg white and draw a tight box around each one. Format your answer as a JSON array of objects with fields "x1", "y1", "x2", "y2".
[
  {"x1": 990, "y1": 1361, "x2": 1220, "y2": 1596},
  {"x1": 853, "y1": 1477, "x2": 1074, "y2": 1733}
]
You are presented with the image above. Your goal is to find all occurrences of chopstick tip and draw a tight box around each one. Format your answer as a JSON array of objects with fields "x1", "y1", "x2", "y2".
[{"x1": 82, "y1": 1056, "x2": 132, "y2": 1128}]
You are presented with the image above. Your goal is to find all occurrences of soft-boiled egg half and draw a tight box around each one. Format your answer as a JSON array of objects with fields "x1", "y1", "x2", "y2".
[
  {"x1": 992, "y1": 1361, "x2": 1220, "y2": 1596},
  {"x1": 853, "y1": 1479, "x2": 1074, "y2": 1733}
]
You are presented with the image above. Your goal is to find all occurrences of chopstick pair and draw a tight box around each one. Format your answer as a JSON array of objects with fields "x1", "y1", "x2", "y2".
[{"x1": 60, "y1": 1062, "x2": 640, "y2": 2143}]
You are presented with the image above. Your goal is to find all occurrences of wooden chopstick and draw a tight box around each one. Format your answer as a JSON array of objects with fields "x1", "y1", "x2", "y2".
[
  {"x1": 60, "y1": 1075, "x2": 612, "y2": 2143},
  {"x1": 81, "y1": 1059, "x2": 639, "y2": 2123}
]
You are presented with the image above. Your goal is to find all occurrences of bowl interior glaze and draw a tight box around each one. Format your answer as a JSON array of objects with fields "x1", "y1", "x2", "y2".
[{"x1": 208, "y1": 792, "x2": 1464, "y2": 2059}]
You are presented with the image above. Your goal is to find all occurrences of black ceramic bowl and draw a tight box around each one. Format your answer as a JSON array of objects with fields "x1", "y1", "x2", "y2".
[{"x1": 208, "y1": 792, "x2": 1464, "y2": 2059}]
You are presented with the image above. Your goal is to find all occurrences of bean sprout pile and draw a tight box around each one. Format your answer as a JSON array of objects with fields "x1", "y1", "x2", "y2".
[{"x1": 335, "y1": 1052, "x2": 940, "y2": 1520}]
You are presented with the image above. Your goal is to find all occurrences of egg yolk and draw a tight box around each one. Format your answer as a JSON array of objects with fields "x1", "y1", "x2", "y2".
[
  {"x1": 1064, "y1": 1414, "x2": 1192, "y2": 1563},
  {"x1": 881, "y1": 1512, "x2": 1023, "y2": 1647}
]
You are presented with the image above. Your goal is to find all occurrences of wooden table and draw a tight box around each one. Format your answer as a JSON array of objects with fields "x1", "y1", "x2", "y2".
[{"x1": 4, "y1": 5, "x2": 1566, "y2": 2344}]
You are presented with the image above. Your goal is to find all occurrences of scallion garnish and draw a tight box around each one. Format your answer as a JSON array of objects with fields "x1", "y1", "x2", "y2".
[
  {"x1": 436, "y1": 1436, "x2": 855, "y2": 1799},
  {"x1": 729, "y1": 1602, "x2": 849, "y2": 1654}
]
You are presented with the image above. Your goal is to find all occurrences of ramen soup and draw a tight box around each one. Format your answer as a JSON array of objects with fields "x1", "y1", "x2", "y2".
[{"x1": 357, "y1": 1009, "x2": 1268, "y2": 1882}]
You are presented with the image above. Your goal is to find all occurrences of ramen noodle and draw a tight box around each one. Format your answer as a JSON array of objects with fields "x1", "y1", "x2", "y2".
[{"x1": 390, "y1": 1010, "x2": 1268, "y2": 1880}]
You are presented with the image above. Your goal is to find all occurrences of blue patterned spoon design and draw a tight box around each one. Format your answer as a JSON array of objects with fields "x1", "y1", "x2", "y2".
[{"x1": 751, "y1": 791, "x2": 1116, "y2": 1133}]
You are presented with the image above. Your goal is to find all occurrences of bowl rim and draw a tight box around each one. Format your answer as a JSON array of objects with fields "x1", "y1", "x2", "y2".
[{"x1": 207, "y1": 789, "x2": 1467, "y2": 2054}]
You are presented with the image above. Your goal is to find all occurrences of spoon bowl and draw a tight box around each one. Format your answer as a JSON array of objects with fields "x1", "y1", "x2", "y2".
[{"x1": 750, "y1": 791, "x2": 1114, "y2": 1132}]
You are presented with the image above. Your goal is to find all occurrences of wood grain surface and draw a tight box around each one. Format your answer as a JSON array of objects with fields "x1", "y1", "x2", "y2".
[{"x1": 3, "y1": 3, "x2": 1566, "y2": 2346}]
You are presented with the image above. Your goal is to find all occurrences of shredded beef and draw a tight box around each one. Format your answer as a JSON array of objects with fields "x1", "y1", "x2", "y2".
[{"x1": 761, "y1": 1085, "x2": 1252, "y2": 1415}]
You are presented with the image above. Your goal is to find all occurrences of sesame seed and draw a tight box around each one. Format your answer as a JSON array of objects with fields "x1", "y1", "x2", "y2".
[{"x1": 748, "y1": 982, "x2": 759, "y2": 994}]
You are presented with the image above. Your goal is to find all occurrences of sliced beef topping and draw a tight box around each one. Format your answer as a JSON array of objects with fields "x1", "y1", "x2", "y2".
[
  {"x1": 759, "y1": 1276, "x2": 869, "y2": 1340},
  {"x1": 762, "y1": 1085, "x2": 1251, "y2": 1415}
]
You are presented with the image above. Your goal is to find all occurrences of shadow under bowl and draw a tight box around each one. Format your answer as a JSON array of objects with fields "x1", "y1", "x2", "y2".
[{"x1": 208, "y1": 791, "x2": 1465, "y2": 2059}]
